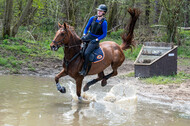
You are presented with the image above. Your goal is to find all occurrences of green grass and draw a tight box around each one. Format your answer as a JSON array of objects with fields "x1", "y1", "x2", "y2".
[
  {"x1": 122, "y1": 71, "x2": 190, "y2": 85},
  {"x1": 177, "y1": 30, "x2": 190, "y2": 57},
  {"x1": 124, "y1": 72, "x2": 135, "y2": 77},
  {"x1": 178, "y1": 58, "x2": 190, "y2": 66},
  {"x1": 28, "y1": 64, "x2": 36, "y2": 72},
  {"x1": 140, "y1": 72, "x2": 190, "y2": 85},
  {"x1": 0, "y1": 37, "x2": 64, "y2": 73},
  {"x1": 0, "y1": 36, "x2": 66, "y2": 73},
  {"x1": 10, "y1": 68, "x2": 20, "y2": 74},
  {"x1": 0, "y1": 56, "x2": 23, "y2": 69},
  {"x1": 0, "y1": 37, "x2": 63, "y2": 59},
  {"x1": 177, "y1": 46, "x2": 190, "y2": 58},
  {"x1": 124, "y1": 45, "x2": 142, "y2": 60},
  {"x1": 0, "y1": 57, "x2": 8, "y2": 66}
]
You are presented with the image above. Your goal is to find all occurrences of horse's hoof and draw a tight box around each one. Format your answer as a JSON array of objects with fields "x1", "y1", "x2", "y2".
[
  {"x1": 78, "y1": 96, "x2": 82, "y2": 101},
  {"x1": 60, "y1": 87, "x2": 66, "y2": 93},
  {"x1": 56, "y1": 83, "x2": 66, "y2": 93},
  {"x1": 83, "y1": 85, "x2": 89, "y2": 92},
  {"x1": 101, "y1": 79, "x2": 107, "y2": 87}
]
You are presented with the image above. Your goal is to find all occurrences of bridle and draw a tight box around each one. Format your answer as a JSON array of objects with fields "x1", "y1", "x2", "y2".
[
  {"x1": 52, "y1": 28, "x2": 81, "y2": 49},
  {"x1": 52, "y1": 35, "x2": 66, "y2": 45},
  {"x1": 52, "y1": 27, "x2": 82, "y2": 70},
  {"x1": 52, "y1": 28, "x2": 67, "y2": 47}
]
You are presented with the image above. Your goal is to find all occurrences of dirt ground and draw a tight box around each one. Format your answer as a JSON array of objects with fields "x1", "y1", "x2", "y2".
[{"x1": 0, "y1": 57, "x2": 190, "y2": 103}]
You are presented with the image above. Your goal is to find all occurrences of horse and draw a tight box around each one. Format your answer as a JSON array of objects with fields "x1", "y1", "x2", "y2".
[{"x1": 50, "y1": 8, "x2": 140, "y2": 100}]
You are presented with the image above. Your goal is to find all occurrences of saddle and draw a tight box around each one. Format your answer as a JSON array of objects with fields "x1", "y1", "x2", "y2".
[
  {"x1": 80, "y1": 42, "x2": 104, "y2": 74},
  {"x1": 80, "y1": 42, "x2": 104, "y2": 63}
]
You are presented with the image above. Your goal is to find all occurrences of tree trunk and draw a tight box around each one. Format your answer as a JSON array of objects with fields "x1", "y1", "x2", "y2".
[
  {"x1": 162, "y1": 0, "x2": 183, "y2": 43},
  {"x1": 145, "y1": 0, "x2": 150, "y2": 25},
  {"x1": 131, "y1": 0, "x2": 135, "y2": 7},
  {"x1": 12, "y1": 0, "x2": 33, "y2": 37},
  {"x1": 68, "y1": 0, "x2": 76, "y2": 27},
  {"x1": 154, "y1": 0, "x2": 161, "y2": 24},
  {"x1": 17, "y1": 0, "x2": 23, "y2": 18},
  {"x1": 184, "y1": 0, "x2": 190, "y2": 27},
  {"x1": 107, "y1": 0, "x2": 118, "y2": 34},
  {"x1": 2, "y1": 0, "x2": 13, "y2": 38}
]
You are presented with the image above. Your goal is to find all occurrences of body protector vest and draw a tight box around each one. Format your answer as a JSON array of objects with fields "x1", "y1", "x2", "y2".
[{"x1": 90, "y1": 16, "x2": 106, "y2": 35}]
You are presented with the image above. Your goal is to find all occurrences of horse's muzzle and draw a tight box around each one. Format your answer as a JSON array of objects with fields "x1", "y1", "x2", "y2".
[{"x1": 50, "y1": 45, "x2": 59, "y2": 51}]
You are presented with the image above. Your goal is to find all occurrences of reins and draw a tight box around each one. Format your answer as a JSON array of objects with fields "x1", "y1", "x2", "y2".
[
  {"x1": 64, "y1": 51, "x2": 81, "y2": 69},
  {"x1": 63, "y1": 42, "x2": 81, "y2": 71}
]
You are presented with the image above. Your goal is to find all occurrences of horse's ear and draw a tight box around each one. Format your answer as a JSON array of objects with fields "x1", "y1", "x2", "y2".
[
  {"x1": 58, "y1": 22, "x2": 62, "y2": 28},
  {"x1": 64, "y1": 22, "x2": 67, "y2": 30}
]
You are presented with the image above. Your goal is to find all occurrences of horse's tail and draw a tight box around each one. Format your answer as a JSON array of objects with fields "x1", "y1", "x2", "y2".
[{"x1": 120, "y1": 8, "x2": 140, "y2": 51}]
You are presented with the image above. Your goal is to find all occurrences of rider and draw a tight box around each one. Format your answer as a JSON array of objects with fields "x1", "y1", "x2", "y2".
[{"x1": 79, "y1": 4, "x2": 108, "y2": 76}]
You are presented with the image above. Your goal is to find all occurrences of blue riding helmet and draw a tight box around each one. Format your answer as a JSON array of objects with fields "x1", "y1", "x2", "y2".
[{"x1": 96, "y1": 4, "x2": 107, "y2": 13}]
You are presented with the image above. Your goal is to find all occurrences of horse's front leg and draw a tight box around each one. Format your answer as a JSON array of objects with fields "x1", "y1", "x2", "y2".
[
  {"x1": 75, "y1": 77, "x2": 84, "y2": 100},
  {"x1": 55, "y1": 69, "x2": 67, "y2": 93}
]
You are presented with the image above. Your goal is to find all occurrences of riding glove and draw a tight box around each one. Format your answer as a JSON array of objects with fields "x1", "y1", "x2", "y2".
[
  {"x1": 90, "y1": 39, "x2": 98, "y2": 44},
  {"x1": 81, "y1": 35, "x2": 86, "y2": 40}
]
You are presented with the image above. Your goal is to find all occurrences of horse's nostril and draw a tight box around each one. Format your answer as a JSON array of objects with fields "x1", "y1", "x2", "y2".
[
  {"x1": 50, "y1": 45, "x2": 58, "y2": 51},
  {"x1": 50, "y1": 45, "x2": 55, "y2": 50}
]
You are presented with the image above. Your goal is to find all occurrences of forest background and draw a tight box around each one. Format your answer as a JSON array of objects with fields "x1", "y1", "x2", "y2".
[{"x1": 0, "y1": 0, "x2": 189, "y2": 82}]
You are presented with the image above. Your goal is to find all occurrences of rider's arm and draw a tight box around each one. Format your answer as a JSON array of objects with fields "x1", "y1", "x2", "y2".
[
  {"x1": 83, "y1": 16, "x2": 94, "y2": 35},
  {"x1": 97, "y1": 20, "x2": 107, "y2": 41}
]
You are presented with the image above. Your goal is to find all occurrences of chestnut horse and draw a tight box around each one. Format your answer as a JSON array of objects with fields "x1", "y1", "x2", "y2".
[{"x1": 50, "y1": 8, "x2": 140, "y2": 100}]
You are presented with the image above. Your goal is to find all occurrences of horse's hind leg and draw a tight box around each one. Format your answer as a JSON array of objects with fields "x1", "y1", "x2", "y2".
[
  {"x1": 101, "y1": 70, "x2": 118, "y2": 86},
  {"x1": 83, "y1": 71, "x2": 105, "y2": 92},
  {"x1": 101, "y1": 62, "x2": 121, "y2": 87}
]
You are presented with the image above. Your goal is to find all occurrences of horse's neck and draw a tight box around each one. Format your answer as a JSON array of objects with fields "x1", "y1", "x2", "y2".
[{"x1": 64, "y1": 36, "x2": 81, "y2": 60}]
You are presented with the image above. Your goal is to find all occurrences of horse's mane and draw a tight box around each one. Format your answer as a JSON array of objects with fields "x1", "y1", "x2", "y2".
[
  {"x1": 120, "y1": 8, "x2": 140, "y2": 51},
  {"x1": 65, "y1": 24, "x2": 81, "y2": 43}
]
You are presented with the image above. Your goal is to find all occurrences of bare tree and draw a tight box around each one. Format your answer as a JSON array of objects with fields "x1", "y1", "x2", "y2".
[
  {"x1": 107, "y1": 0, "x2": 118, "y2": 34},
  {"x1": 12, "y1": 0, "x2": 33, "y2": 37},
  {"x1": 2, "y1": 0, "x2": 13, "y2": 37},
  {"x1": 161, "y1": 0, "x2": 184, "y2": 43},
  {"x1": 145, "y1": 0, "x2": 150, "y2": 25},
  {"x1": 184, "y1": 0, "x2": 190, "y2": 27},
  {"x1": 154, "y1": 0, "x2": 161, "y2": 24}
]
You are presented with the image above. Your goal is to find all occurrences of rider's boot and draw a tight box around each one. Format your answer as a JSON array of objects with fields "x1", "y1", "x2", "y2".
[{"x1": 79, "y1": 64, "x2": 87, "y2": 76}]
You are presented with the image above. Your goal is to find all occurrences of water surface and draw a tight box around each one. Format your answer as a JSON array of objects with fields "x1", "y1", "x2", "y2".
[{"x1": 0, "y1": 75, "x2": 190, "y2": 126}]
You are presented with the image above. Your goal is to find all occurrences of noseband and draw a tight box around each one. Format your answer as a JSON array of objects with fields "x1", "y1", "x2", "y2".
[
  {"x1": 52, "y1": 29, "x2": 80, "y2": 48},
  {"x1": 52, "y1": 32, "x2": 67, "y2": 46}
]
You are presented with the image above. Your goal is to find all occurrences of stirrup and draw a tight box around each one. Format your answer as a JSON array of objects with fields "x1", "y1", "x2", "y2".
[{"x1": 79, "y1": 69, "x2": 87, "y2": 76}]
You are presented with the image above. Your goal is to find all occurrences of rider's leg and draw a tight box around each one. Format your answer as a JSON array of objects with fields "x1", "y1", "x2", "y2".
[{"x1": 79, "y1": 41, "x2": 99, "y2": 76}]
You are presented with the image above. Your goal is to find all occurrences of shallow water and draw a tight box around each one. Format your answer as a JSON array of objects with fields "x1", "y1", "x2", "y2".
[{"x1": 0, "y1": 75, "x2": 190, "y2": 126}]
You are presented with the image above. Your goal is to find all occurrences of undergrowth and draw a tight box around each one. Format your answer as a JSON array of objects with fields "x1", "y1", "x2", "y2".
[
  {"x1": 140, "y1": 72, "x2": 190, "y2": 85},
  {"x1": 0, "y1": 37, "x2": 63, "y2": 73},
  {"x1": 124, "y1": 72, "x2": 190, "y2": 85}
]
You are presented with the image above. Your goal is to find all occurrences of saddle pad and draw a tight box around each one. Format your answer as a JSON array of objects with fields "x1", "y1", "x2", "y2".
[{"x1": 89, "y1": 47, "x2": 104, "y2": 63}]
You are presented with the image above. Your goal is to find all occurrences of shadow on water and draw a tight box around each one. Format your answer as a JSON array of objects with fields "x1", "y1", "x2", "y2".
[{"x1": 0, "y1": 75, "x2": 190, "y2": 126}]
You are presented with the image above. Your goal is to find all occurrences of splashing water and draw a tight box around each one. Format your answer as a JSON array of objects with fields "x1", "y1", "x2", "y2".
[
  {"x1": 63, "y1": 81, "x2": 138, "y2": 125},
  {"x1": 67, "y1": 81, "x2": 97, "y2": 103},
  {"x1": 104, "y1": 83, "x2": 137, "y2": 111},
  {"x1": 66, "y1": 81, "x2": 137, "y2": 110}
]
